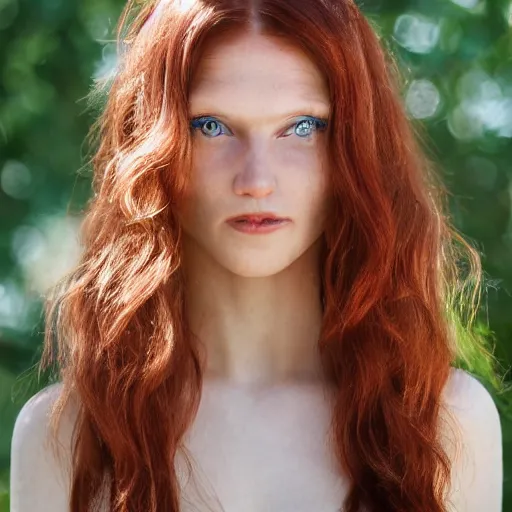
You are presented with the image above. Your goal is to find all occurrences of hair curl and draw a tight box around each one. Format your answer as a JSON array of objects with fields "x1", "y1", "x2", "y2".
[{"x1": 39, "y1": 1, "x2": 505, "y2": 511}]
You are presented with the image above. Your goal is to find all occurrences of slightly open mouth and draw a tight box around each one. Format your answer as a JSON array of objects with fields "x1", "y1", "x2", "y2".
[{"x1": 235, "y1": 218, "x2": 283, "y2": 225}]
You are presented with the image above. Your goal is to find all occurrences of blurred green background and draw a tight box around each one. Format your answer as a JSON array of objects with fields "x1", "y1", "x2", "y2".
[{"x1": 1, "y1": 0, "x2": 511, "y2": 510}]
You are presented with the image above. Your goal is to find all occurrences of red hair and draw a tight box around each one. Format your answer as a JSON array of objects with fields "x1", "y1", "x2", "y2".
[{"x1": 40, "y1": 1, "x2": 503, "y2": 511}]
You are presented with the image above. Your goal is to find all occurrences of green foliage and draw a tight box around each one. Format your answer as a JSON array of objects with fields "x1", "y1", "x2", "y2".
[
  {"x1": 0, "y1": 492, "x2": 9, "y2": 512},
  {"x1": 0, "y1": 468, "x2": 9, "y2": 512},
  {"x1": 1, "y1": 0, "x2": 511, "y2": 508}
]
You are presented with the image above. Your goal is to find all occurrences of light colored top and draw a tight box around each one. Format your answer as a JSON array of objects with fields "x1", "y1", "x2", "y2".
[{"x1": 10, "y1": 368, "x2": 503, "y2": 511}]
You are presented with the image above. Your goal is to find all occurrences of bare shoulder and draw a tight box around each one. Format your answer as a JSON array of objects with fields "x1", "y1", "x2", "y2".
[
  {"x1": 440, "y1": 368, "x2": 503, "y2": 512},
  {"x1": 10, "y1": 382, "x2": 78, "y2": 512}
]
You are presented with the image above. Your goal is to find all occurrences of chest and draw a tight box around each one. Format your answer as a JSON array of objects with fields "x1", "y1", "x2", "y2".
[{"x1": 176, "y1": 382, "x2": 349, "y2": 512}]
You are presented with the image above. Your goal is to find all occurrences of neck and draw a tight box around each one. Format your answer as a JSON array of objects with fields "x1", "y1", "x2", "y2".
[{"x1": 182, "y1": 236, "x2": 325, "y2": 388}]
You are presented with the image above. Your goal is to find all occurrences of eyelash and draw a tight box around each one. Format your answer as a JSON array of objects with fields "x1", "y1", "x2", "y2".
[{"x1": 189, "y1": 115, "x2": 328, "y2": 139}]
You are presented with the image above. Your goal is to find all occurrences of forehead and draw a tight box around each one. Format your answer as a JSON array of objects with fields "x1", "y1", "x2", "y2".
[{"x1": 189, "y1": 31, "x2": 330, "y2": 116}]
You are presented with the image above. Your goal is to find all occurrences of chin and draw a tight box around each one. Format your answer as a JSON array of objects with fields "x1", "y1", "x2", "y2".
[{"x1": 219, "y1": 251, "x2": 299, "y2": 278}]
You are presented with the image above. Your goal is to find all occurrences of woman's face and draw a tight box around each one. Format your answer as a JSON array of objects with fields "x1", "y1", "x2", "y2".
[{"x1": 179, "y1": 30, "x2": 331, "y2": 277}]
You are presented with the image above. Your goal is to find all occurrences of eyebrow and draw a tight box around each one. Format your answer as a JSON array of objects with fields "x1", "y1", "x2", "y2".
[{"x1": 188, "y1": 103, "x2": 331, "y2": 125}]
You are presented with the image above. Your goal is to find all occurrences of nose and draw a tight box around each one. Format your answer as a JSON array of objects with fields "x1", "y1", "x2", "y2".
[{"x1": 232, "y1": 143, "x2": 277, "y2": 199}]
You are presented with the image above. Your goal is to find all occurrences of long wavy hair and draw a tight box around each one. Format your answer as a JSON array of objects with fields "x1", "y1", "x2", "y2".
[{"x1": 39, "y1": 0, "x2": 505, "y2": 511}]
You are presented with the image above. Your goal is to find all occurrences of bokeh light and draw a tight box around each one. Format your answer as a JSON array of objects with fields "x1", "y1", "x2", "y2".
[
  {"x1": 1, "y1": 160, "x2": 32, "y2": 200},
  {"x1": 394, "y1": 14, "x2": 440, "y2": 54},
  {"x1": 406, "y1": 79, "x2": 441, "y2": 119}
]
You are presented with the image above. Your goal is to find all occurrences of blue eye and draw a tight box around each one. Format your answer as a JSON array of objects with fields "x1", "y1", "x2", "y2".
[
  {"x1": 189, "y1": 115, "x2": 328, "y2": 139},
  {"x1": 282, "y1": 117, "x2": 328, "y2": 138},
  {"x1": 190, "y1": 117, "x2": 232, "y2": 138}
]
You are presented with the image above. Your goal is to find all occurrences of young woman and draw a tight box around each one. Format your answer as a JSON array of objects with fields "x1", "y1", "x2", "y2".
[{"x1": 10, "y1": 0, "x2": 504, "y2": 511}]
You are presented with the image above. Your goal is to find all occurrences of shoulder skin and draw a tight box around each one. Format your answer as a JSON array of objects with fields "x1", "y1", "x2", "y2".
[
  {"x1": 10, "y1": 369, "x2": 503, "y2": 512},
  {"x1": 440, "y1": 367, "x2": 503, "y2": 511},
  {"x1": 10, "y1": 382, "x2": 76, "y2": 512}
]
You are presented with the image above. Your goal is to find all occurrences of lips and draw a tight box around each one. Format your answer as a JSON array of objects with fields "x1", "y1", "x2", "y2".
[
  {"x1": 225, "y1": 213, "x2": 291, "y2": 234},
  {"x1": 227, "y1": 213, "x2": 289, "y2": 225}
]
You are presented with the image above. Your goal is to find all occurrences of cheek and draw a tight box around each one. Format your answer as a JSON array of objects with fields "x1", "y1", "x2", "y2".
[
  {"x1": 186, "y1": 148, "x2": 227, "y2": 201},
  {"x1": 179, "y1": 155, "x2": 234, "y2": 234},
  {"x1": 188, "y1": 143, "x2": 236, "y2": 193},
  {"x1": 278, "y1": 145, "x2": 329, "y2": 207}
]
